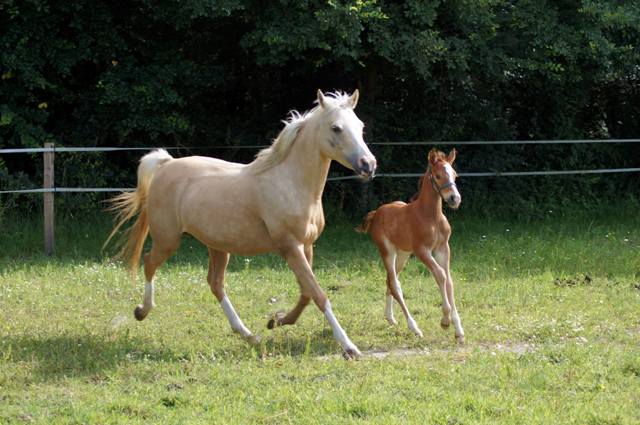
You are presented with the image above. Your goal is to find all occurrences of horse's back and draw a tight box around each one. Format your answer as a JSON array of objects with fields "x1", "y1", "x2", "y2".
[
  {"x1": 147, "y1": 155, "x2": 245, "y2": 211},
  {"x1": 160, "y1": 155, "x2": 245, "y2": 176},
  {"x1": 368, "y1": 201, "x2": 414, "y2": 252}
]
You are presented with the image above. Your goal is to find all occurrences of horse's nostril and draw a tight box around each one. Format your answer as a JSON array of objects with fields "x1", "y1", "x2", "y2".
[{"x1": 359, "y1": 158, "x2": 371, "y2": 174}]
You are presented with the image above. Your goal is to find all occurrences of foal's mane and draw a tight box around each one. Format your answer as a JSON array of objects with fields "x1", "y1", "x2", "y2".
[{"x1": 250, "y1": 92, "x2": 353, "y2": 174}]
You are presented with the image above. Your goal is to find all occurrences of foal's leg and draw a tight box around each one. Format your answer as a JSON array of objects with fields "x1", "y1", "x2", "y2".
[
  {"x1": 282, "y1": 244, "x2": 360, "y2": 359},
  {"x1": 267, "y1": 244, "x2": 313, "y2": 329},
  {"x1": 381, "y1": 245, "x2": 423, "y2": 337},
  {"x1": 383, "y1": 250, "x2": 411, "y2": 326},
  {"x1": 434, "y1": 243, "x2": 465, "y2": 343},
  {"x1": 415, "y1": 247, "x2": 453, "y2": 334},
  {"x1": 135, "y1": 239, "x2": 178, "y2": 321},
  {"x1": 207, "y1": 248, "x2": 259, "y2": 345}
]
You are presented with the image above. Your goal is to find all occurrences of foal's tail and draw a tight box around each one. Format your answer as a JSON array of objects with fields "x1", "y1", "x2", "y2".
[
  {"x1": 104, "y1": 149, "x2": 173, "y2": 277},
  {"x1": 355, "y1": 210, "x2": 377, "y2": 234}
]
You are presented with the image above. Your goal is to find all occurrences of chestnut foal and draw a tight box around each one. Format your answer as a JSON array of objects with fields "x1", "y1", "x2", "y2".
[{"x1": 357, "y1": 148, "x2": 464, "y2": 343}]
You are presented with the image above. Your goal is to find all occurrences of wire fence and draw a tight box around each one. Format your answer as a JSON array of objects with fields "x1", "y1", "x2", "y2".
[
  {"x1": 1, "y1": 139, "x2": 639, "y2": 194},
  {"x1": 2, "y1": 138, "x2": 640, "y2": 154}
]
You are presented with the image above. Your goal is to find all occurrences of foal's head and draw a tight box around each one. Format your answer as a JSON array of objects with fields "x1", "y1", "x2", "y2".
[
  {"x1": 427, "y1": 148, "x2": 461, "y2": 209},
  {"x1": 314, "y1": 90, "x2": 377, "y2": 180}
]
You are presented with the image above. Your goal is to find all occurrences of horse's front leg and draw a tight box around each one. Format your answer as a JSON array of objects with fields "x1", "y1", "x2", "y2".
[
  {"x1": 267, "y1": 244, "x2": 313, "y2": 329},
  {"x1": 281, "y1": 244, "x2": 361, "y2": 359},
  {"x1": 434, "y1": 243, "x2": 465, "y2": 343},
  {"x1": 415, "y1": 247, "x2": 452, "y2": 330}
]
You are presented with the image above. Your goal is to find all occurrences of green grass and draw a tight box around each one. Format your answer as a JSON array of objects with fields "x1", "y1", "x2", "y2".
[{"x1": 1, "y1": 209, "x2": 639, "y2": 424}]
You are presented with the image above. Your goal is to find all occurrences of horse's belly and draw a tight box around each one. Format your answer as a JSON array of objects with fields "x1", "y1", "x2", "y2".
[{"x1": 183, "y1": 209, "x2": 275, "y2": 255}]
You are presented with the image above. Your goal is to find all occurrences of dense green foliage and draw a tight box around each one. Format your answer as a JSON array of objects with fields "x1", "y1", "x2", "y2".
[
  {"x1": 1, "y1": 0, "x2": 639, "y2": 217},
  {"x1": 1, "y1": 214, "x2": 639, "y2": 423}
]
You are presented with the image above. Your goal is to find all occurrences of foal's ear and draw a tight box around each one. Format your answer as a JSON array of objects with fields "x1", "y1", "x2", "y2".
[
  {"x1": 348, "y1": 89, "x2": 359, "y2": 109},
  {"x1": 428, "y1": 148, "x2": 439, "y2": 165},
  {"x1": 317, "y1": 89, "x2": 327, "y2": 108},
  {"x1": 447, "y1": 148, "x2": 457, "y2": 165}
]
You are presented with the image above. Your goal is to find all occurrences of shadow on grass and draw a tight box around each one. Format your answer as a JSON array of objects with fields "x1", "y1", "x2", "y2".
[
  {"x1": 2, "y1": 327, "x2": 348, "y2": 383},
  {"x1": 2, "y1": 333, "x2": 181, "y2": 382}
]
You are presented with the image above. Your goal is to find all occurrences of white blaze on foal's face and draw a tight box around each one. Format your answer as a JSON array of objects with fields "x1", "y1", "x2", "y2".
[{"x1": 441, "y1": 162, "x2": 461, "y2": 209}]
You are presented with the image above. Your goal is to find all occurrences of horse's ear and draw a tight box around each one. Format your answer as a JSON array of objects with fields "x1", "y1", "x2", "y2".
[
  {"x1": 348, "y1": 89, "x2": 359, "y2": 109},
  {"x1": 447, "y1": 148, "x2": 457, "y2": 165},
  {"x1": 428, "y1": 148, "x2": 439, "y2": 165},
  {"x1": 317, "y1": 89, "x2": 326, "y2": 108}
]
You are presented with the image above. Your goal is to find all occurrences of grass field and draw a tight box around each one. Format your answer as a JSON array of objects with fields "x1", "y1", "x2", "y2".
[{"x1": 1, "y1": 208, "x2": 639, "y2": 424}]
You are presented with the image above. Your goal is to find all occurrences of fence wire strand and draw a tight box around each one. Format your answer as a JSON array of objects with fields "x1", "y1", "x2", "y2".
[{"x1": 1, "y1": 140, "x2": 638, "y2": 194}]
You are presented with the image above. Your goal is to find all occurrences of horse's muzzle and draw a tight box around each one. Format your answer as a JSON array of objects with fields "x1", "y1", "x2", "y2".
[
  {"x1": 446, "y1": 194, "x2": 461, "y2": 209},
  {"x1": 355, "y1": 155, "x2": 377, "y2": 181}
]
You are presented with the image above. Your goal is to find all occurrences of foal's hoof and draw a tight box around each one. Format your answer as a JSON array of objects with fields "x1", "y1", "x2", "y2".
[
  {"x1": 440, "y1": 318, "x2": 451, "y2": 330},
  {"x1": 245, "y1": 334, "x2": 262, "y2": 346},
  {"x1": 134, "y1": 305, "x2": 148, "y2": 321},
  {"x1": 455, "y1": 334, "x2": 465, "y2": 345},
  {"x1": 267, "y1": 311, "x2": 286, "y2": 329},
  {"x1": 408, "y1": 321, "x2": 423, "y2": 338}
]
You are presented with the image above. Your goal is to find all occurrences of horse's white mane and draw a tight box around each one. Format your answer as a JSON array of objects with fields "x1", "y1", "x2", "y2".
[{"x1": 250, "y1": 92, "x2": 352, "y2": 174}]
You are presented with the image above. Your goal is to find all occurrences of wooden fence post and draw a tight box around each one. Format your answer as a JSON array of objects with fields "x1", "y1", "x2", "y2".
[{"x1": 43, "y1": 142, "x2": 54, "y2": 256}]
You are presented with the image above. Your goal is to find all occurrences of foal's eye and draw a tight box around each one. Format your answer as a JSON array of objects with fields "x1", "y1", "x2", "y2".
[
  {"x1": 331, "y1": 125, "x2": 342, "y2": 133},
  {"x1": 436, "y1": 174, "x2": 442, "y2": 179}
]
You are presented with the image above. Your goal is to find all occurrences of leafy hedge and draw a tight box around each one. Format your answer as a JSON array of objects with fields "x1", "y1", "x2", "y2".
[{"x1": 1, "y1": 0, "x2": 639, "y2": 218}]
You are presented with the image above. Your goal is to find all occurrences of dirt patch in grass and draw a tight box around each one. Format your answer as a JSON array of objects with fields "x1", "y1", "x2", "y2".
[
  {"x1": 554, "y1": 274, "x2": 592, "y2": 287},
  {"x1": 320, "y1": 341, "x2": 537, "y2": 361}
]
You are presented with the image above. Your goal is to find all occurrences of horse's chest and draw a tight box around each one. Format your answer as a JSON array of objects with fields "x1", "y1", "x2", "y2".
[{"x1": 303, "y1": 208, "x2": 325, "y2": 243}]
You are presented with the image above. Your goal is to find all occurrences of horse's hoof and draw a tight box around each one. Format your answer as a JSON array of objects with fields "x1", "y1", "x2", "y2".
[
  {"x1": 455, "y1": 334, "x2": 465, "y2": 345},
  {"x1": 245, "y1": 334, "x2": 261, "y2": 346},
  {"x1": 134, "y1": 305, "x2": 148, "y2": 321},
  {"x1": 386, "y1": 317, "x2": 398, "y2": 326},
  {"x1": 414, "y1": 330, "x2": 424, "y2": 338},
  {"x1": 440, "y1": 319, "x2": 451, "y2": 330},
  {"x1": 267, "y1": 311, "x2": 286, "y2": 329},
  {"x1": 342, "y1": 346, "x2": 362, "y2": 361}
]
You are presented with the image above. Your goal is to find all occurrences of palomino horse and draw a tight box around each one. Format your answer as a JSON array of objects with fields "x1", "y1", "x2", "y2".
[
  {"x1": 356, "y1": 148, "x2": 465, "y2": 343},
  {"x1": 106, "y1": 90, "x2": 376, "y2": 359}
]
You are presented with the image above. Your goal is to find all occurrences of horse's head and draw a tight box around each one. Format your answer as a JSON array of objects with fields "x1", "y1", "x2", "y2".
[
  {"x1": 315, "y1": 90, "x2": 377, "y2": 180},
  {"x1": 428, "y1": 148, "x2": 461, "y2": 209}
]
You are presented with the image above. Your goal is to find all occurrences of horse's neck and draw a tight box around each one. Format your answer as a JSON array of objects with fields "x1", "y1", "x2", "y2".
[
  {"x1": 278, "y1": 126, "x2": 330, "y2": 201},
  {"x1": 416, "y1": 175, "x2": 442, "y2": 216}
]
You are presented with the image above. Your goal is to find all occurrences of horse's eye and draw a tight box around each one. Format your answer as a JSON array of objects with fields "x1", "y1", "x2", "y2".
[
  {"x1": 436, "y1": 174, "x2": 442, "y2": 179},
  {"x1": 331, "y1": 125, "x2": 342, "y2": 133}
]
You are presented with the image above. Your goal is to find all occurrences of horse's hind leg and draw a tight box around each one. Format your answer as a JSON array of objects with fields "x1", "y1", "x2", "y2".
[
  {"x1": 135, "y1": 238, "x2": 179, "y2": 321},
  {"x1": 381, "y1": 244, "x2": 423, "y2": 337},
  {"x1": 376, "y1": 243, "x2": 396, "y2": 326},
  {"x1": 386, "y1": 250, "x2": 411, "y2": 325},
  {"x1": 207, "y1": 248, "x2": 259, "y2": 345}
]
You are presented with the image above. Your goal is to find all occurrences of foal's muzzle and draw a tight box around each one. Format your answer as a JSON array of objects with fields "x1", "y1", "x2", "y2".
[{"x1": 445, "y1": 192, "x2": 461, "y2": 209}]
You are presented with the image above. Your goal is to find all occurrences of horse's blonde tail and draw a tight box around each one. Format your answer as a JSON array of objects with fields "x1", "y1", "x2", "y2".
[
  {"x1": 104, "y1": 149, "x2": 173, "y2": 278},
  {"x1": 355, "y1": 210, "x2": 377, "y2": 234}
]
